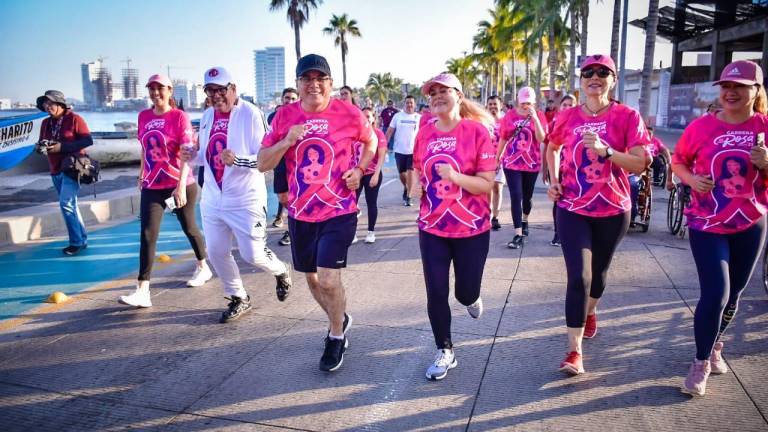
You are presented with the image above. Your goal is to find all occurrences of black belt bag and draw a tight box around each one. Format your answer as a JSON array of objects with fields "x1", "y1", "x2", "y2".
[{"x1": 61, "y1": 154, "x2": 100, "y2": 185}]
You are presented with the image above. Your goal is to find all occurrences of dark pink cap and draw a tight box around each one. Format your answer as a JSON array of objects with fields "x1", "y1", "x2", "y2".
[
  {"x1": 713, "y1": 60, "x2": 764, "y2": 87},
  {"x1": 580, "y1": 54, "x2": 616, "y2": 75}
]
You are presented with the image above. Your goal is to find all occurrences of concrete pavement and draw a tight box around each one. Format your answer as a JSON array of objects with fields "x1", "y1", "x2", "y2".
[{"x1": 0, "y1": 173, "x2": 767, "y2": 431}]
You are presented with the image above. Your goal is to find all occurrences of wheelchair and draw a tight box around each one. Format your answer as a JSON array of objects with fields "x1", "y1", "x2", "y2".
[
  {"x1": 651, "y1": 155, "x2": 668, "y2": 187},
  {"x1": 632, "y1": 170, "x2": 652, "y2": 232},
  {"x1": 667, "y1": 180, "x2": 691, "y2": 238}
]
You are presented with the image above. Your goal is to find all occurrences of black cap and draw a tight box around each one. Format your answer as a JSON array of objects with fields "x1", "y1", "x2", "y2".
[
  {"x1": 296, "y1": 54, "x2": 331, "y2": 78},
  {"x1": 36, "y1": 90, "x2": 69, "y2": 112}
]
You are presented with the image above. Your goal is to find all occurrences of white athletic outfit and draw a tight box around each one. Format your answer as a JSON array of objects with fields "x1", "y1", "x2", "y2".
[
  {"x1": 390, "y1": 111, "x2": 420, "y2": 155},
  {"x1": 193, "y1": 99, "x2": 287, "y2": 298}
]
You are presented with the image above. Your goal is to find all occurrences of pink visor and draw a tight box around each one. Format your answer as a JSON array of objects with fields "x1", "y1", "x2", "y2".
[
  {"x1": 713, "y1": 60, "x2": 764, "y2": 87},
  {"x1": 580, "y1": 54, "x2": 616, "y2": 75},
  {"x1": 146, "y1": 74, "x2": 172, "y2": 88},
  {"x1": 422, "y1": 73, "x2": 463, "y2": 96}
]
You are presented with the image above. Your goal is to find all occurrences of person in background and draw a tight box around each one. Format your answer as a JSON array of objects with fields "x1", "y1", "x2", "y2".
[
  {"x1": 380, "y1": 99, "x2": 399, "y2": 153},
  {"x1": 486, "y1": 95, "x2": 506, "y2": 230},
  {"x1": 386, "y1": 95, "x2": 421, "y2": 206},
  {"x1": 35, "y1": 90, "x2": 92, "y2": 256},
  {"x1": 269, "y1": 88, "x2": 299, "y2": 249},
  {"x1": 544, "y1": 99, "x2": 557, "y2": 124},
  {"x1": 119, "y1": 74, "x2": 211, "y2": 308},
  {"x1": 648, "y1": 126, "x2": 674, "y2": 190},
  {"x1": 542, "y1": 94, "x2": 576, "y2": 246},
  {"x1": 339, "y1": 85, "x2": 358, "y2": 107},
  {"x1": 673, "y1": 60, "x2": 768, "y2": 397},
  {"x1": 356, "y1": 107, "x2": 388, "y2": 244}
]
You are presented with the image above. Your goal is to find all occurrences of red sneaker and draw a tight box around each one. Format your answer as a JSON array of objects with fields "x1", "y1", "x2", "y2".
[
  {"x1": 584, "y1": 314, "x2": 598, "y2": 339},
  {"x1": 559, "y1": 351, "x2": 585, "y2": 375}
]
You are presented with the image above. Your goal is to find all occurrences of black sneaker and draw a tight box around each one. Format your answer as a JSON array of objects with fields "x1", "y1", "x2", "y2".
[
  {"x1": 62, "y1": 244, "x2": 86, "y2": 256},
  {"x1": 220, "y1": 295, "x2": 252, "y2": 323},
  {"x1": 319, "y1": 336, "x2": 348, "y2": 372},
  {"x1": 275, "y1": 268, "x2": 292, "y2": 302},
  {"x1": 507, "y1": 235, "x2": 524, "y2": 249},
  {"x1": 278, "y1": 231, "x2": 291, "y2": 246},
  {"x1": 550, "y1": 234, "x2": 561, "y2": 247},
  {"x1": 405, "y1": 198, "x2": 413, "y2": 207},
  {"x1": 326, "y1": 313, "x2": 353, "y2": 339},
  {"x1": 491, "y1": 217, "x2": 501, "y2": 231},
  {"x1": 522, "y1": 221, "x2": 529, "y2": 236}
]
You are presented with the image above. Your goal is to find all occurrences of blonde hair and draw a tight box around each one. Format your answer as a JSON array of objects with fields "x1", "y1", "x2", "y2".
[
  {"x1": 459, "y1": 98, "x2": 495, "y2": 129},
  {"x1": 755, "y1": 85, "x2": 767, "y2": 115}
]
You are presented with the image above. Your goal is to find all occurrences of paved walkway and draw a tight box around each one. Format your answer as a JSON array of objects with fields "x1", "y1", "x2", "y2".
[{"x1": 1, "y1": 174, "x2": 766, "y2": 431}]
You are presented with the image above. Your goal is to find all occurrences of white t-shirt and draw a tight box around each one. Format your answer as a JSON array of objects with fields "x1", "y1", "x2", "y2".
[{"x1": 390, "y1": 111, "x2": 421, "y2": 154}]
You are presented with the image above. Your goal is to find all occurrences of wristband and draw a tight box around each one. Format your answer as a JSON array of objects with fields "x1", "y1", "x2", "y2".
[{"x1": 354, "y1": 166, "x2": 365, "y2": 175}]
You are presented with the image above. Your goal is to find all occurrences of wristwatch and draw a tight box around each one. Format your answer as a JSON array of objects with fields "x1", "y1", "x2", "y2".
[{"x1": 604, "y1": 147, "x2": 614, "y2": 159}]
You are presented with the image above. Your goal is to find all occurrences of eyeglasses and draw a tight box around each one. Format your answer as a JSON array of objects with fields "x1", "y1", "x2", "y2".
[
  {"x1": 298, "y1": 76, "x2": 331, "y2": 85},
  {"x1": 204, "y1": 84, "x2": 231, "y2": 96},
  {"x1": 581, "y1": 68, "x2": 612, "y2": 79}
]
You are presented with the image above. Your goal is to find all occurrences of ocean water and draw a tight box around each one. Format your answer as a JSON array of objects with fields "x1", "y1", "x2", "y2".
[{"x1": 0, "y1": 110, "x2": 202, "y2": 132}]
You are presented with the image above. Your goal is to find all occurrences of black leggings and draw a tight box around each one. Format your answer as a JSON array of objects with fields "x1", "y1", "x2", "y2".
[
  {"x1": 689, "y1": 217, "x2": 766, "y2": 360},
  {"x1": 139, "y1": 184, "x2": 206, "y2": 281},
  {"x1": 504, "y1": 169, "x2": 538, "y2": 229},
  {"x1": 355, "y1": 173, "x2": 382, "y2": 231},
  {"x1": 557, "y1": 207, "x2": 630, "y2": 328},
  {"x1": 419, "y1": 229, "x2": 490, "y2": 349}
]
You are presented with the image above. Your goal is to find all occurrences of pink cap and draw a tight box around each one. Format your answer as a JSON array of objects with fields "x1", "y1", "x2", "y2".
[
  {"x1": 517, "y1": 86, "x2": 536, "y2": 104},
  {"x1": 145, "y1": 74, "x2": 172, "y2": 88},
  {"x1": 580, "y1": 54, "x2": 616, "y2": 75},
  {"x1": 713, "y1": 60, "x2": 764, "y2": 87},
  {"x1": 422, "y1": 73, "x2": 463, "y2": 96}
]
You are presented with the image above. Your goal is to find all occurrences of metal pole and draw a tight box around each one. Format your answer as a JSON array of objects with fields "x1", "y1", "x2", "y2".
[{"x1": 618, "y1": 0, "x2": 629, "y2": 101}]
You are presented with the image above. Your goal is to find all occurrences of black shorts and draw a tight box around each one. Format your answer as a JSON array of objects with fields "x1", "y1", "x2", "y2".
[
  {"x1": 273, "y1": 157, "x2": 288, "y2": 194},
  {"x1": 288, "y1": 212, "x2": 358, "y2": 273},
  {"x1": 395, "y1": 152, "x2": 413, "y2": 173}
]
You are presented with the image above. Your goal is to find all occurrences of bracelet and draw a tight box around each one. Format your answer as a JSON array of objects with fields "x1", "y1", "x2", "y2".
[{"x1": 354, "y1": 166, "x2": 365, "y2": 175}]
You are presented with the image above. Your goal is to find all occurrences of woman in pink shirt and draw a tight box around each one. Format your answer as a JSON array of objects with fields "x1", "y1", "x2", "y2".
[
  {"x1": 672, "y1": 60, "x2": 768, "y2": 397},
  {"x1": 410, "y1": 73, "x2": 496, "y2": 381},
  {"x1": 119, "y1": 74, "x2": 211, "y2": 308},
  {"x1": 355, "y1": 107, "x2": 388, "y2": 243},
  {"x1": 543, "y1": 94, "x2": 576, "y2": 247},
  {"x1": 545, "y1": 54, "x2": 650, "y2": 375}
]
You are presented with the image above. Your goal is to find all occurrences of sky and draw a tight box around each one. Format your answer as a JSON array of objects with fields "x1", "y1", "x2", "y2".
[{"x1": 0, "y1": 0, "x2": 677, "y2": 104}]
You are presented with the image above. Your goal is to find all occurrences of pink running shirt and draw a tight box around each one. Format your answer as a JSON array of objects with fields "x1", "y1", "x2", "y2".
[
  {"x1": 363, "y1": 128, "x2": 387, "y2": 175},
  {"x1": 499, "y1": 110, "x2": 548, "y2": 172},
  {"x1": 419, "y1": 111, "x2": 435, "y2": 128},
  {"x1": 262, "y1": 99, "x2": 373, "y2": 222},
  {"x1": 206, "y1": 110, "x2": 230, "y2": 189},
  {"x1": 138, "y1": 109, "x2": 195, "y2": 190},
  {"x1": 413, "y1": 119, "x2": 497, "y2": 238},
  {"x1": 672, "y1": 113, "x2": 768, "y2": 234},
  {"x1": 548, "y1": 104, "x2": 650, "y2": 217},
  {"x1": 648, "y1": 136, "x2": 667, "y2": 157}
]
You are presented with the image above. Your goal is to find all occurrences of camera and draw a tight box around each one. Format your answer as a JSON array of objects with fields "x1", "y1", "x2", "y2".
[{"x1": 36, "y1": 139, "x2": 54, "y2": 155}]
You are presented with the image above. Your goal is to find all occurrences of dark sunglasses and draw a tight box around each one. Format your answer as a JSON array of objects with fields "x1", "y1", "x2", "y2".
[
  {"x1": 581, "y1": 67, "x2": 612, "y2": 79},
  {"x1": 204, "y1": 84, "x2": 231, "y2": 96}
]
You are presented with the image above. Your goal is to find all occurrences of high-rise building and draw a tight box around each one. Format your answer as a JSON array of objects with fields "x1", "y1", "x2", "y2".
[
  {"x1": 81, "y1": 58, "x2": 113, "y2": 108},
  {"x1": 121, "y1": 62, "x2": 139, "y2": 99},
  {"x1": 254, "y1": 47, "x2": 285, "y2": 104},
  {"x1": 172, "y1": 80, "x2": 190, "y2": 108},
  {"x1": 188, "y1": 83, "x2": 205, "y2": 109}
]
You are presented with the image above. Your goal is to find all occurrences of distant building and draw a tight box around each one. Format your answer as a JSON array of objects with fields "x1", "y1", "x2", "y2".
[
  {"x1": 81, "y1": 58, "x2": 113, "y2": 108},
  {"x1": 0, "y1": 99, "x2": 11, "y2": 110},
  {"x1": 188, "y1": 83, "x2": 205, "y2": 109},
  {"x1": 254, "y1": 47, "x2": 285, "y2": 104},
  {"x1": 122, "y1": 66, "x2": 139, "y2": 99},
  {"x1": 172, "y1": 80, "x2": 190, "y2": 107}
]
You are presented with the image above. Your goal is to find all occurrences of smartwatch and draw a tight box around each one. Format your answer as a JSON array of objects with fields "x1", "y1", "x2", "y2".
[{"x1": 604, "y1": 147, "x2": 614, "y2": 159}]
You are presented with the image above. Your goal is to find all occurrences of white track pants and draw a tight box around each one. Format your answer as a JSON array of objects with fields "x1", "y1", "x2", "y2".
[{"x1": 202, "y1": 204, "x2": 287, "y2": 298}]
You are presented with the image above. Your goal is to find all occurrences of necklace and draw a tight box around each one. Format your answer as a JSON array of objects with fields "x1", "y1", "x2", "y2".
[{"x1": 582, "y1": 102, "x2": 611, "y2": 117}]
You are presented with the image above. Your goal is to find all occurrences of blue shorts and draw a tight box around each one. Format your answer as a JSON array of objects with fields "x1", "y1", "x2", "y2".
[{"x1": 288, "y1": 212, "x2": 358, "y2": 272}]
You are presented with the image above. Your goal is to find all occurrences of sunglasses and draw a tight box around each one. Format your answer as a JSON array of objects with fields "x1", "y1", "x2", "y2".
[
  {"x1": 298, "y1": 75, "x2": 331, "y2": 85},
  {"x1": 581, "y1": 67, "x2": 612, "y2": 79},
  {"x1": 204, "y1": 84, "x2": 231, "y2": 96}
]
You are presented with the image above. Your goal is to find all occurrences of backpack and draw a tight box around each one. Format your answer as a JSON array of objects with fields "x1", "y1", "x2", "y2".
[{"x1": 61, "y1": 154, "x2": 100, "y2": 185}]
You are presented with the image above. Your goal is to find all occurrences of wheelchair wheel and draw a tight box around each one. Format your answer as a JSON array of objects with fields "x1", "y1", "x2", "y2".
[
  {"x1": 763, "y1": 247, "x2": 768, "y2": 295},
  {"x1": 637, "y1": 173, "x2": 652, "y2": 232},
  {"x1": 667, "y1": 186, "x2": 682, "y2": 235},
  {"x1": 652, "y1": 158, "x2": 667, "y2": 187}
]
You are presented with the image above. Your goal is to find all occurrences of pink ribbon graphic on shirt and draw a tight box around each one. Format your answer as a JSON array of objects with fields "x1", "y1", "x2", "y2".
[
  {"x1": 566, "y1": 140, "x2": 629, "y2": 211},
  {"x1": 419, "y1": 154, "x2": 482, "y2": 229},
  {"x1": 142, "y1": 130, "x2": 177, "y2": 186},
  {"x1": 291, "y1": 137, "x2": 348, "y2": 216},
  {"x1": 504, "y1": 129, "x2": 537, "y2": 169},
  {"x1": 701, "y1": 151, "x2": 764, "y2": 229}
]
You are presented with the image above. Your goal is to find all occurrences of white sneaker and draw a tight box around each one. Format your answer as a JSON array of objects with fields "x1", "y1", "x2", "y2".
[
  {"x1": 351, "y1": 235, "x2": 359, "y2": 245},
  {"x1": 187, "y1": 263, "x2": 213, "y2": 287},
  {"x1": 364, "y1": 231, "x2": 376, "y2": 244},
  {"x1": 710, "y1": 341, "x2": 728, "y2": 374},
  {"x1": 426, "y1": 348, "x2": 457, "y2": 380},
  {"x1": 467, "y1": 297, "x2": 483, "y2": 319},
  {"x1": 119, "y1": 284, "x2": 152, "y2": 308}
]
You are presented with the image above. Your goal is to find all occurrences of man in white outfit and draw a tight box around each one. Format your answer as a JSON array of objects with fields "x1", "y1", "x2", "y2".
[{"x1": 182, "y1": 66, "x2": 292, "y2": 323}]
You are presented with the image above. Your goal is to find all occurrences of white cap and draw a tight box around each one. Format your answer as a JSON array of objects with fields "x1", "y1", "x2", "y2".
[{"x1": 203, "y1": 67, "x2": 233, "y2": 87}]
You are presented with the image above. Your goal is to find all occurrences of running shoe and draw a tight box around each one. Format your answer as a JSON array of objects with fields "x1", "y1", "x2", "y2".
[
  {"x1": 491, "y1": 217, "x2": 501, "y2": 231},
  {"x1": 63, "y1": 244, "x2": 87, "y2": 256},
  {"x1": 319, "y1": 336, "x2": 348, "y2": 372},
  {"x1": 186, "y1": 263, "x2": 213, "y2": 287},
  {"x1": 405, "y1": 198, "x2": 413, "y2": 207},
  {"x1": 710, "y1": 342, "x2": 728, "y2": 374},
  {"x1": 118, "y1": 284, "x2": 152, "y2": 308},
  {"x1": 507, "y1": 235, "x2": 524, "y2": 249},
  {"x1": 559, "y1": 351, "x2": 585, "y2": 375},
  {"x1": 583, "y1": 314, "x2": 598, "y2": 339},
  {"x1": 426, "y1": 348, "x2": 457, "y2": 381},
  {"x1": 351, "y1": 235, "x2": 359, "y2": 245},
  {"x1": 326, "y1": 313, "x2": 353, "y2": 339},
  {"x1": 467, "y1": 297, "x2": 483, "y2": 319},
  {"x1": 272, "y1": 216, "x2": 284, "y2": 228},
  {"x1": 522, "y1": 221, "x2": 529, "y2": 236},
  {"x1": 681, "y1": 359, "x2": 711, "y2": 397},
  {"x1": 364, "y1": 231, "x2": 376, "y2": 244},
  {"x1": 550, "y1": 234, "x2": 561, "y2": 247},
  {"x1": 275, "y1": 268, "x2": 292, "y2": 302},
  {"x1": 220, "y1": 295, "x2": 252, "y2": 323},
  {"x1": 278, "y1": 231, "x2": 291, "y2": 246}
]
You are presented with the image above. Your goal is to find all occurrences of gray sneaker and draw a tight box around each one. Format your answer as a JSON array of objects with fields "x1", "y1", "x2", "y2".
[
  {"x1": 467, "y1": 297, "x2": 483, "y2": 319},
  {"x1": 426, "y1": 348, "x2": 457, "y2": 381}
]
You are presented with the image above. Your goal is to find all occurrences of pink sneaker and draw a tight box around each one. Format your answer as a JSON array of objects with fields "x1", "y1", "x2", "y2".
[
  {"x1": 710, "y1": 342, "x2": 728, "y2": 374},
  {"x1": 681, "y1": 359, "x2": 711, "y2": 397},
  {"x1": 584, "y1": 314, "x2": 597, "y2": 339},
  {"x1": 559, "y1": 351, "x2": 585, "y2": 375}
]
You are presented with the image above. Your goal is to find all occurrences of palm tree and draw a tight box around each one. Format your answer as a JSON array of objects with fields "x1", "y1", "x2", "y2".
[
  {"x1": 269, "y1": 0, "x2": 323, "y2": 61},
  {"x1": 366, "y1": 72, "x2": 397, "y2": 106},
  {"x1": 322, "y1": 13, "x2": 361, "y2": 86},
  {"x1": 639, "y1": 0, "x2": 660, "y2": 120},
  {"x1": 446, "y1": 55, "x2": 481, "y2": 98},
  {"x1": 610, "y1": 0, "x2": 622, "y2": 62}
]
